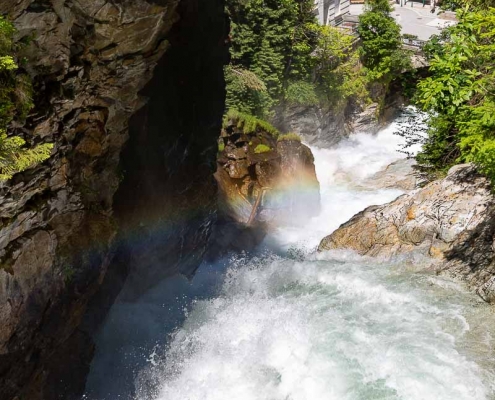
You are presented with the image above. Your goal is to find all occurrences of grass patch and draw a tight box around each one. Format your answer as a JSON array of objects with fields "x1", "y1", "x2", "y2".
[
  {"x1": 278, "y1": 132, "x2": 302, "y2": 142},
  {"x1": 254, "y1": 144, "x2": 271, "y2": 154}
]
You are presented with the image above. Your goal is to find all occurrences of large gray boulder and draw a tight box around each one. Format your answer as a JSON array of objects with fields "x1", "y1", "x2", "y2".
[{"x1": 319, "y1": 164, "x2": 495, "y2": 301}]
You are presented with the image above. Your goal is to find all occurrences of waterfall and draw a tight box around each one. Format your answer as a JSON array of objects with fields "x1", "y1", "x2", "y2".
[{"x1": 85, "y1": 112, "x2": 495, "y2": 400}]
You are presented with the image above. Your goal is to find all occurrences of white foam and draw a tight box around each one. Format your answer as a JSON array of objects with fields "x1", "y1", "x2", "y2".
[
  {"x1": 92, "y1": 109, "x2": 495, "y2": 400},
  {"x1": 268, "y1": 115, "x2": 417, "y2": 250},
  {"x1": 142, "y1": 256, "x2": 492, "y2": 400}
]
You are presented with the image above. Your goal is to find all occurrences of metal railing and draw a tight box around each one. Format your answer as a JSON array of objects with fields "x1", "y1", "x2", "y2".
[{"x1": 402, "y1": 37, "x2": 427, "y2": 50}]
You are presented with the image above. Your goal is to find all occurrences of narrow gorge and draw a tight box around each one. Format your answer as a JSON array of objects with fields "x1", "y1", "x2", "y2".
[{"x1": 0, "y1": 0, "x2": 495, "y2": 400}]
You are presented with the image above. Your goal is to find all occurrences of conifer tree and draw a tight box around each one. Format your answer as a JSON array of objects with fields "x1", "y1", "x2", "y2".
[
  {"x1": 357, "y1": 0, "x2": 410, "y2": 82},
  {"x1": 225, "y1": 0, "x2": 318, "y2": 117}
]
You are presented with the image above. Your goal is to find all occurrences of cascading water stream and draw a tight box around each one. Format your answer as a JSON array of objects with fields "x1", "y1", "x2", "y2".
[{"x1": 85, "y1": 113, "x2": 495, "y2": 400}]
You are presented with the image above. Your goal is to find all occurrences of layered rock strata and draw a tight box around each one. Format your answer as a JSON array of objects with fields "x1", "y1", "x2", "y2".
[{"x1": 319, "y1": 164, "x2": 495, "y2": 301}]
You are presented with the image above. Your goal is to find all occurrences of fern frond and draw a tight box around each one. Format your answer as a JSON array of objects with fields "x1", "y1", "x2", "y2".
[
  {"x1": 225, "y1": 65, "x2": 267, "y2": 92},
  {"x1": 0, "y1": 131, "x2": 53, "y2": 180}
]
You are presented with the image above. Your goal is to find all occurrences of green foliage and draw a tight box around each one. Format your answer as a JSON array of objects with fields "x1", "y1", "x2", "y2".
[
  {"x1": 357, "y1": 0, "x2": 412, "y2": 83},
  {"x1": 218, "y1": 141, "x2": 225, "y2": 152},
  {"x1": 312, "y1": 26, "x2": 370, "y2": 106},
  {"x1": 285, "y1": 81, "x2": 319, "y2": 106},
  {"x1": 0, "y1": 16, "x2": 18, "y2": 127},
  {"x1": 414, "y1": 7, "x2": 495, "y2": 181},
  {"x1": 225, "y1": 0, "x2": 318, "y2": 117},
  {"x1": 278, "y1": 132, "x2": 302, "y2": 142},
  {"x1": 0, "y1": 130, "x2": 53, "y2": 180},
  {"x1": 0, "y1": 17, "x2": 15, "y2": 54},
  {"x1": 440, "y1": 0, "x2": 495, "y2": 11},
  {"x1": 0, "y1": 16, "x2": 51, "y2": 180},
  {"x1": 421, "y1": 29, "x2": 451, "y2": 60},
  {"x1": 254, "y1": 144, "x2": 272, "y2": 153},
  {"x1": 364, "y1": 0, "x2": 393, "y2": 13},
  {"x1": 225, "y1": 65, "x2": 271, "y2": 115},
  {"x1": 226, "y1": 0, "x2": 415, "y2": 123},
  {"x1": 225, "y1": 65, "x2": 267, "y2": 92},
  {"x1": 224, "y1": 109, "x2": 280, "y2": 136}
]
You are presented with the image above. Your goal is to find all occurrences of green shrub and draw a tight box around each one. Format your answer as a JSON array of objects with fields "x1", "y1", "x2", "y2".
[
  {"x1": 278, "y1": 132, "x2": 302, "y2": 142},
  {"x1": 0, "y1": 16, "x2": 52, "y2": 180},
  {"x1": 311, "y1": 26, "x2": 370, "y2": 107},
  {"x1": 357, "y1": 0, "x2": 411, "y2": 83},
  {"x1": 225, "y1": 65, "x2": 272, "y2": 118},
  {"x1": 226, "y1": 0, "x2": 318, "y2": 117},
  {"x1": 218, "y1": 142, "x2": 225, "y2": 152},
  {"x1": 414, "y1": 8, "x2": 495, "y2": 182},
  {"x1": 254, "y1": 144, "x2": 271, "y2": 154},
  {"x1": 285, "y1": 81, "x2": 319, "y2": 106},
  {"x1": 0, "y1": 130, "x2": 53, "y2": 180}
]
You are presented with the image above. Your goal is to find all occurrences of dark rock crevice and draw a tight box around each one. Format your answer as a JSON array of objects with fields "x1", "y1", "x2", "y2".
[
  {"x1": 88, "y1": 0, "x2": 228, "y2": 307},
  {"x1": 82, "y1": 0, "x2": 229, "y2": 395}
]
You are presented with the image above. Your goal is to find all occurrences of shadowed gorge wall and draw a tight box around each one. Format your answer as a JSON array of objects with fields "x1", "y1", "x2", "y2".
[
  {"x1": 105, "y1": 0, "x2": 228, "y2": 302},
  {"x1": 0, "y1": 0, "x2": 227, "y2": 399},
  {"x1": 82, "y1": 0, "x2": 229, "y2": 394}
]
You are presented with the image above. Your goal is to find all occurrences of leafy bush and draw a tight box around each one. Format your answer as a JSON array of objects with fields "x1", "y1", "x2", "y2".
[
  {"x1": 254, "y1": 144, "x2": 271, "y2": 154},
  {"x1": 414, "y1": 7, "x2": 495, "y2": 182},
  {"x1": 224, "y1": 109, "x2": 280, "y2": 136},
  {"x1": 313, "y1": 26, "x2": 370, "y2": 107},
  {"x1": 357, "y1": 0, "x2": 411, "y2": 82},
  {"x1": 0, "y1": 130, "x2": 53, "y2": 180},
  {"x1": 226, "y1": 0, "x2": 319, "y2": 117},
  {"x1": 278, "y1": 132, "x2": 302, "y2": 142},
  {"x1": 439, "y1": 0, "x2": 494, "y2": 11},
  {"x1": 225, "y1": 65, "x2": 271, "y2": 117}
]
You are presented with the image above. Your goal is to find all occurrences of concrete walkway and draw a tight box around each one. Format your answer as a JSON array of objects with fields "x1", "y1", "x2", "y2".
[{"x1": 349, "y1": 3, "x2": 456, "y2": 40}]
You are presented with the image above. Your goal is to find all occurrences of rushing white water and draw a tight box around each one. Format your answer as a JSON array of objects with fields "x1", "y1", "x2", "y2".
[
  {"x1": 86, "y1": 114, "x2": 495, "y2": 400},
  {"x1": 266, "y1": 120, "x2": 411, "y2": 251}
]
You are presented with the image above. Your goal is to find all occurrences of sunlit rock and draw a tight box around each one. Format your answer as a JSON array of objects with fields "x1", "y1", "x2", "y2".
[{"x1": 319, "y1": 164, "x2": 495, "y2": 301}]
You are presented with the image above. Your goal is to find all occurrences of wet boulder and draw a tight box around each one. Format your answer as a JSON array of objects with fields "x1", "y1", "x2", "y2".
[
  {"x1": 318, "y1": 164, "x2": 495, "y2": 302},
  {"x1": 216, "y1": 114, "x2": 320, "y2": 228}
]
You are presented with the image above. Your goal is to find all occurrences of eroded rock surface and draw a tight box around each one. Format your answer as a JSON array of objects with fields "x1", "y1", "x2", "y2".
[
  {"x1": 0, "y1": 1, "x2": 227, "y2": 399},
  {"x1": 319, "y1": 164, "x2": 495, "y2": 301},
  {"x1": 273, "y1": 104, "x2": 352, "y2": 147},
  {"x1": 216, "y1": 120, "x2": 320, "y2": 231},
  {"x1": 360, "y1": 158, "x2": 417, "y2": 191}
]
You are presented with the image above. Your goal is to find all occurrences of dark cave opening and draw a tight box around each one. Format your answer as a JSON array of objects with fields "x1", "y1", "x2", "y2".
[{"x1": 78, "y1": 1, "x2": 229, "y2": 397}]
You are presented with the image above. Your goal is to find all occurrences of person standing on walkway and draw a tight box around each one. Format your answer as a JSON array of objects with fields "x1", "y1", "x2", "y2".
[{"x1": 430, "y1": 0, "x2": 436, "y2": 13}]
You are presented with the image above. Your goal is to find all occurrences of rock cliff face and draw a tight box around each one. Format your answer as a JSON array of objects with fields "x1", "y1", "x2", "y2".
[
  {"x1": 215, "y1": 118, "x2": 320, "y2": 244},
  {"x1": 0, "y1": 1, "x2": 227, "y2": 399},
  {"x1": 272, "y1": 79, "x2": 410, "y2": 148},
  {"x1": 360, "y1": 159, "x2": 417, "y2": 191},
  {"x1": 319, "y1": 164, "x2": 495, "y2": 301},
  {"x1": 272, "y1": 101, "x2": 395, "y2": 148},
  {"x1": 272, "y1": 103, "x2": 352, "y2": 147}
]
